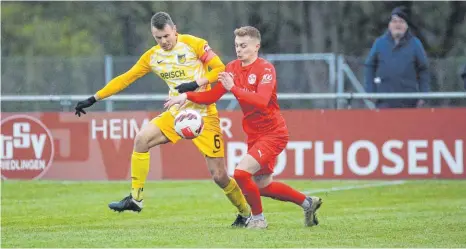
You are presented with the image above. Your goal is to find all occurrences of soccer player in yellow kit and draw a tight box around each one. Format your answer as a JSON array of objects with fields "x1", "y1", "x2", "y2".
[{"x1": 75, "y1": 12, "x2": 251, "y2": 227}]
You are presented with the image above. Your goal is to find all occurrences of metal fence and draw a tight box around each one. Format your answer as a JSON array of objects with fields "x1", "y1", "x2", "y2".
[{"x1": 2, "y1": 54, "x2": 465, "y2": 112}]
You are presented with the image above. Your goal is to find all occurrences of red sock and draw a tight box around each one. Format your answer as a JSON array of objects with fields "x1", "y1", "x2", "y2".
[
  {"x1": 259, "y1": 181, "x2": 306, "y2": 206},
  {"x1": 233, "y1": 169, "x2": 263, "y2": 215}
]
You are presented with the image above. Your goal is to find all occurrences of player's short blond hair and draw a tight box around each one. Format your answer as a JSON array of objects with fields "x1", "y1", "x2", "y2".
[{"x1": 234, "y1": 26, "x2": 261, "y2": 42}]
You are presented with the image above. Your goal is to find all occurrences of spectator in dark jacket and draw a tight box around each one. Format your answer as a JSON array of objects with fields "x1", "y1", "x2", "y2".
[{"x1": 365, "y1": 7, "x2": 430, "y2": 108}]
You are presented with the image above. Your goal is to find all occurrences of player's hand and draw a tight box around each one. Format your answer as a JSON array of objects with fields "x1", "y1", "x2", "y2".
[
  {"x1": 175, "y1": 81, "x2": 199, "y2": 93},
  {"x1": 219, "y1": 72, "x2": 234, "y2": 90},
  {"x1": 164, "y1": 93, "x2": 187, "y2": 110},
  {"x1": 75, "y1": 96, "x2": 97, "y2": 117}
]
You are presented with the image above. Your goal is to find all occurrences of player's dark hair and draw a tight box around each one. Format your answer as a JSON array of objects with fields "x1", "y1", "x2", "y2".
[
  {"x1": 151, "y1": 12, "x2": 174, "y2": 29},
  {"x1": 234, "y1": 26, "x2": 261, "y2": 42}
]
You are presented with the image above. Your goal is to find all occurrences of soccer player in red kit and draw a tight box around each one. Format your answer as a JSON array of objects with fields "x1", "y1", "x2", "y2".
[{"x1": 165, "y1": 26, "x2": 322, "y2": 229}]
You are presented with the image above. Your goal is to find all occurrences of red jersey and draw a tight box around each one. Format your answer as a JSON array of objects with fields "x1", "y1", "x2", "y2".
[{"x1": 186, "y1": 57, "x2": 287, "y2": 140}]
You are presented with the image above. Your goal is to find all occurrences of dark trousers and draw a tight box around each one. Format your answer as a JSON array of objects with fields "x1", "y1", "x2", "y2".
[{"x1": 376, "y1": 99, "x2": 417, "y2": 109}]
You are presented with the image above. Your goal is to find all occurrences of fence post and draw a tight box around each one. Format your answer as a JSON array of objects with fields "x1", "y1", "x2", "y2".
[
  {"x1": 337, "y1": 55, "x2": 346, "y2": 109},
  {"x1": 328, "y1": 54, "x2": 337, "y2": 108},
  {"x1": 104, "y1": 55, "x2": 114, "y2": 112}
]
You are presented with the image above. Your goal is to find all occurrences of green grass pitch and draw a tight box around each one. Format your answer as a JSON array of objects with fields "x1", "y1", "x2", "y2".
[{"x1": 2, "y1": 179, "x2": 466, "y2": 248}]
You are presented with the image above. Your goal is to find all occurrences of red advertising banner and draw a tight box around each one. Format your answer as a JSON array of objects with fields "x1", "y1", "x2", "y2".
[{"x1": 1, "y1": 109, "x2": 465, "y2": 180}]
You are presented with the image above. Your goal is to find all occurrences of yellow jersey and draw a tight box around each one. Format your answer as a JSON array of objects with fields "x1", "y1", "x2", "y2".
[{"x1": 96, "y1": 34, "x2": 225, "y2": 117}]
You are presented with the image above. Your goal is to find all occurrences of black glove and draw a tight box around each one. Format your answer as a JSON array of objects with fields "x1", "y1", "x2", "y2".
[
  {"x1": 175, "y1": 82, "x2": 199, "y2": 93},
  {"x1": 75, "y1": 96, "x2": 97, "y2": 117}
]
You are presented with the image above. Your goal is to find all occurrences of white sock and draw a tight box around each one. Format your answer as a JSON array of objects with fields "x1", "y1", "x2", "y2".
[
  {"x1": 131, "y1": 198, "x2": 143, "y2": 208},
  {"x1": 301, "y1": 198, "x2": 311, "y2": 210},
  {"x1": 252, "y1": 213, "x2": 265, "y2": 220}
]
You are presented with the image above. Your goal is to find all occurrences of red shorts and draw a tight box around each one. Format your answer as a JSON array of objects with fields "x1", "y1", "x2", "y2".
[{"x1": 248, "y1": 128, "x2": 289, "y2": 176}]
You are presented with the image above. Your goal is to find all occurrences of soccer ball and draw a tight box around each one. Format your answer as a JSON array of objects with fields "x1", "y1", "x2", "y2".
[{"x1": 174, "y1": 109, "x2": 204, "y2": 139}]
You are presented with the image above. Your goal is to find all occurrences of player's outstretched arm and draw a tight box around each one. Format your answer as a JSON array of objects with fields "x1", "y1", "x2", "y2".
[
  {"x1": 165, "y1": 83, "x2": 227, "y2": 109},
  {"x1": 186, "y1": 82, "x2": 227, "y2": 104},
  {"x1": 94, "y1": 62, "x2": 149, "y2": 101},
  {"x1": 74, "y1": 51, "x2": 151, "y2": 117}
]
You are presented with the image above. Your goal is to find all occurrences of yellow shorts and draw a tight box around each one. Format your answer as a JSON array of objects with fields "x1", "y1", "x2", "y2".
[{"x1": 151, "y1": 111, "x2": 225, "y2": 158}]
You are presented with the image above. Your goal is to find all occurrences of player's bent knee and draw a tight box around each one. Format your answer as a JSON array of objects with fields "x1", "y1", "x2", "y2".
[
  {"x1": 253, "y1": 174, "x2": 273, "y2": 189},
  {"x1": 233, "y1": 169, "x2": 251, "y2": 184},
  {"x1": 133, "y1": 123, "x2": 169, "y2": 152},
  {"x1": 235, "y1": 154, "x2": 261, "y2": 175},
  {"x1": 134, "y1": 132, "x2": 150, "y2": 152}
]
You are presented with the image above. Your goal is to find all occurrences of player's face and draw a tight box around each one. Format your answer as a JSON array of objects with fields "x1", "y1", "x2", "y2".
[
  {"x1": 152, "y1": 24, "x2": 177, "y2": 51},
  {"x1": 389, "y1": 15, "x2": 408, "y2": 39},
  {"x1": 235, "y1": 36, "x2": 260, "y2": 62}
]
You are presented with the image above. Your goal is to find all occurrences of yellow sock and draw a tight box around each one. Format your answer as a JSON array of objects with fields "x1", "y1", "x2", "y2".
[
  {"x1": 223, "y1": 177, "x2": 250, "y2": 217},
  {"x1": 131, "y1": 188, "x2": 144, "y2": 202},
  {"x1": 131, "y1": 151, "x2": 150, "y2": 201}
]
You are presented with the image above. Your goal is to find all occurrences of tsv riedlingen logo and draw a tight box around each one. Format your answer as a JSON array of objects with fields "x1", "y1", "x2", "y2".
[{"x1": 1, "y1": 115, "x2": 55, "y2": 179}]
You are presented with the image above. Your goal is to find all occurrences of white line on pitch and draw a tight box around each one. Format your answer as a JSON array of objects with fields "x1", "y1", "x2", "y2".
[{"x1": 302, "y1": 180, "x2": 406, "y2": 195}]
